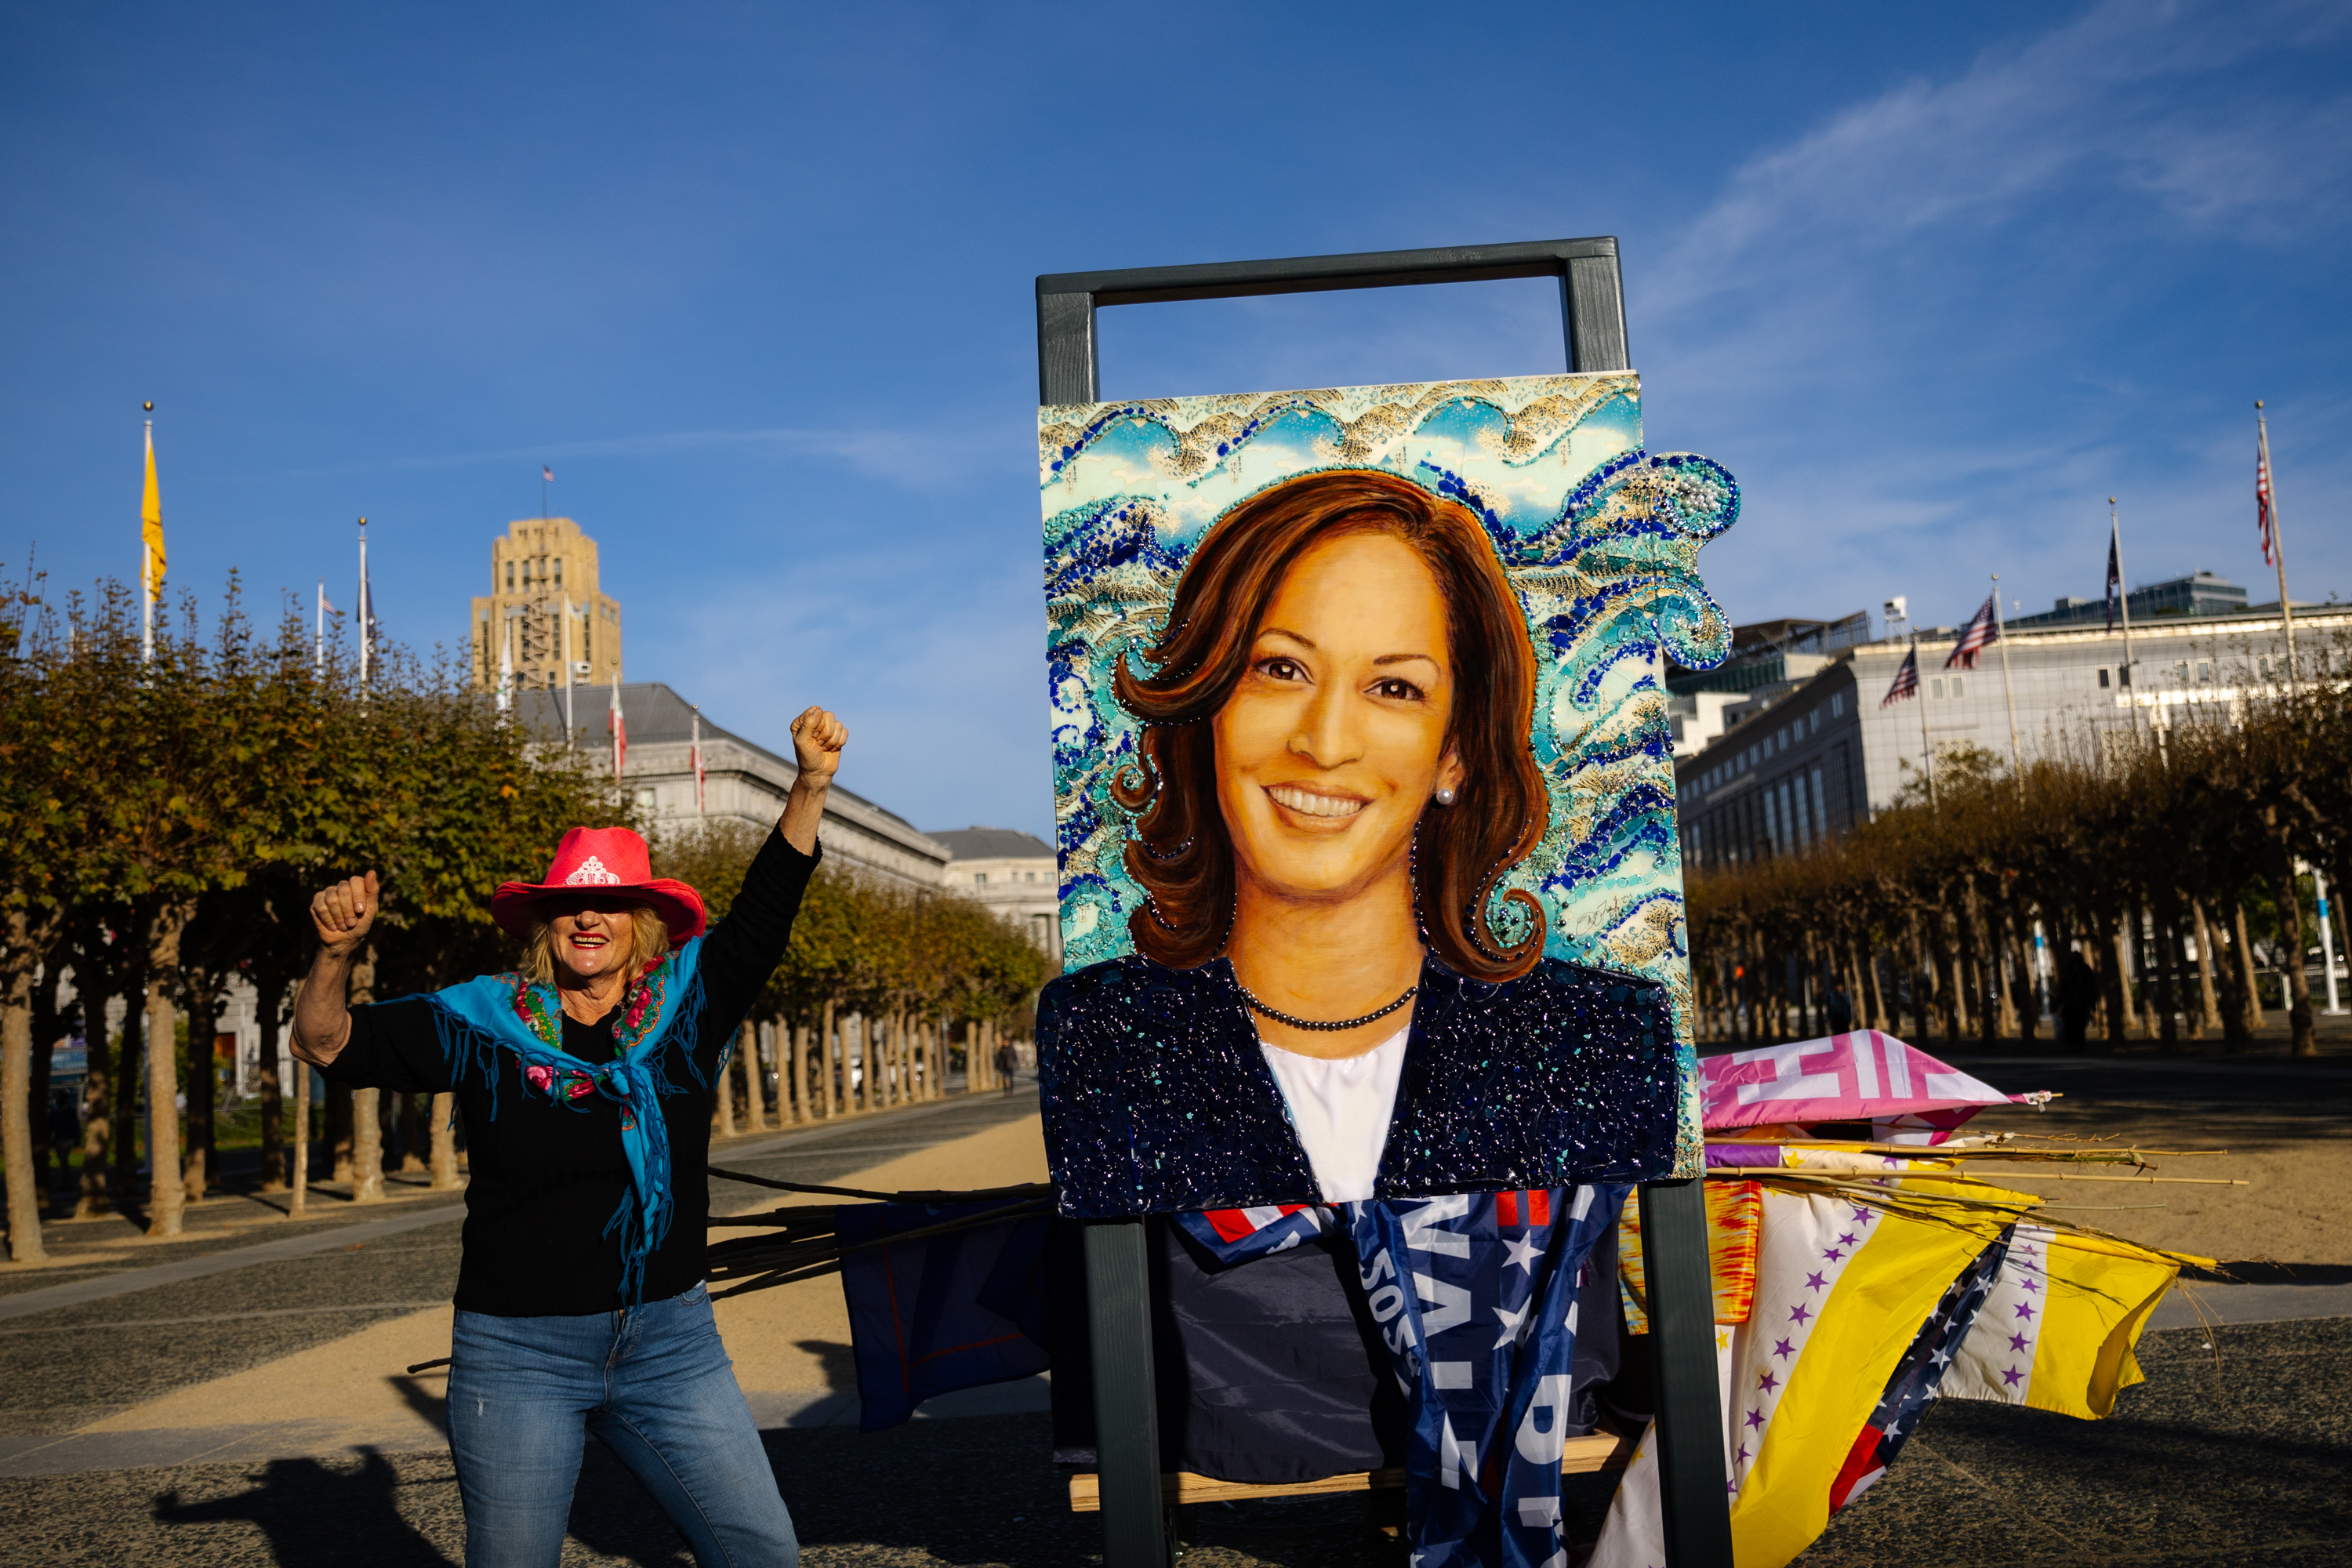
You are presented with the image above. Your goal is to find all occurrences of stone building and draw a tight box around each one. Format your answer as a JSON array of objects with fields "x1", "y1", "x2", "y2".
[
  {"x1": 468, "y1": 517, "x2": 623, "y2": 693},
  {"x1": 1675, "y1": 597, "x2": 2349, "y2": 870},
  {"x1": 514, "y1": 683, "x2": 950, "y2": 891},
  {"x1": 928, "y1": 826, "x2": 1062, "y2": 960}
]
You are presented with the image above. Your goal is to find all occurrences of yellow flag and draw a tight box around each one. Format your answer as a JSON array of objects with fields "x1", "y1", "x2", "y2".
[
  {"x1": 1939, "y1": 1221, "x2": 2185, "y2": 1419},
  {"x1": 141, "y1": 423, "x2": 165, "y2": 601}
]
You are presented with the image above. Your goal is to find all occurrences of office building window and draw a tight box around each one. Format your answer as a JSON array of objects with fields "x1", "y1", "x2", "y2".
[
  {"x1": 2097, "y1": 668, "x2": 2110, "y2": 688},
  {"x1": 1809, "y1": 709, "x2": 1820, "y2": 735},
  {"x1": 1830, "y1": 692, "x2": 1844, "y2": 718},
  {"x1": 2197, "y1": 660, "x2": 2212, "y2": 682},
  {"x1": 1810, "y1": 766, "x2": 1828, "y2": 844},
  {"x1": 1762, "y1": 786, "x2": 1779, "y2": 852},
  {"x1": 1931, "y1": 677, "x2": 1944, "y2": 699},
  {"x1": 1792, "y1": 774, "x2": 1811, "y2": 847},
  {"x1": 506, "y1": 561, "x2": 515, "y2": 590},
  {"x1": 633, "y1": 788, "x2": 656, "y2": 810},
  {"x1": 2174, "y1": 660, "x2": 2190, "y2": 684},
  {"x1": 1951, "y1": 677, "x2": 1964, "y2": 697},
  {"x1": 555, "y1": 559, "x2": 564, "y2": 587},
  {"x1": 973, "y1": 873, "x2": 988, "y2": 885}
]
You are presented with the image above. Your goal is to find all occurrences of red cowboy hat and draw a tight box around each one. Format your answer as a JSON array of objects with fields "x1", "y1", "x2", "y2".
[{"x1": 490, "y1": 826, "x2": 707, "y2": 942}]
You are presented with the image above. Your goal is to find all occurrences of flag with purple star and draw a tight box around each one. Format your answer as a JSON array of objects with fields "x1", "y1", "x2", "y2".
[
  {"x1": 1937, "y1": 1221, "x2": 2183, "y2": 1419},
  {"x1": 1591, "y1": 1185, "x2": 2005, "y2": 1568}
]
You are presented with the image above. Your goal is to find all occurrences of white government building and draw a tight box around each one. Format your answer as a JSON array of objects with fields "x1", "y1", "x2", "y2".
[{"x1": 1673, "y1": 576, "x2": 2347, "y2": 868}]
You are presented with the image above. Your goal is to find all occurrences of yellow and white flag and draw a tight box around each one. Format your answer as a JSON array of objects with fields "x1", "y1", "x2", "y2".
[
  {"x1": 1591, "y1": 1184, "x2": 2013, "y2": 1568},
  {"x1": 141, "y1": 423, "x2": 165, "y2": 600},
  {"x1": 1937, "y1": 1222, "x2": 2182, "y2": 1419}
]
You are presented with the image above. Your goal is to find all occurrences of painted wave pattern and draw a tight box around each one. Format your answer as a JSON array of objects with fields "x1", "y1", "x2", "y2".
[{"x1": 1040, "y1": 376, "x2": 1737, "y2": 1172}]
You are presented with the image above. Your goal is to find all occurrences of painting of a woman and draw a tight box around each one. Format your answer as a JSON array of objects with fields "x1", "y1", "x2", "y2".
[{"x1": 1038, "y1": 469, "x2": 1678, "y2": 1217}]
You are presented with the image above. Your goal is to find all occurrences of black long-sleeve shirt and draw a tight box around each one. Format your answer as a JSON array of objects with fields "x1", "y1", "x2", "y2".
[{"x1": 324, "y1": 830, "x2": 816, "y2": 1316}]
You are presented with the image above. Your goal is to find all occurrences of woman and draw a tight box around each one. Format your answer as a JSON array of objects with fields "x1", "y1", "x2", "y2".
[
  {"x1": 1038, "y1": 471, "x2": 1675, "y2": 1215},
  {"x1": 292, "y1": 705, "x2": 847, "y2": 1568}
]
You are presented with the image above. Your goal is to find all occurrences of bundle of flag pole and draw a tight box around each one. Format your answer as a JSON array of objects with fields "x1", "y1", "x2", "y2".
[{"x1": 1588, "y1": 1032, "x2": 2227, "y2": 1568}]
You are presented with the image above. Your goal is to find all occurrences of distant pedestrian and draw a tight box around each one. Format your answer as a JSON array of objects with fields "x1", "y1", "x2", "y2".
[
  {"x1": 293, "y1": 704, "x2": 847, "y2": 1568},
  {"x1": 995, "y1": 1039, "x2": 1019, "y2": 1092},
  {"x1": 2057, "y1": 950, "x2": 2098, "y2": 1049},
  {"x1": 1825, "y1": 982, "x2": 1853, "y2": 1035}
]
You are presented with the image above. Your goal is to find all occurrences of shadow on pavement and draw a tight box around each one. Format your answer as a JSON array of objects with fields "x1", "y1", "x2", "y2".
[{"x1": 154, "y1": 1449, "x2": 449, "y2": 1566}]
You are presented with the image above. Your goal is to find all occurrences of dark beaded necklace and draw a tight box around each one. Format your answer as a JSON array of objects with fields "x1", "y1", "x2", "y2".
[{"x1": 1236, "y1": 979, "x2": 1418, "y2": 1033}]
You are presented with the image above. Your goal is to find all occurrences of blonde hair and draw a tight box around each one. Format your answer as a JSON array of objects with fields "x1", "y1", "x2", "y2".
[{"x1": 520, "y1": 905, "x2": 672, "y2": 987}]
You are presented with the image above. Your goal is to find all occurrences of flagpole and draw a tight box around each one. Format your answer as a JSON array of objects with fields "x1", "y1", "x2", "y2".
[
  {"x1": 562, "y1": 593, "x2": 575, "y2": 744},
  {"x1": 1914, "y1": 633, "x2": 1935, "y2": 804},
  {"x1": 358, "y1": 518, "x2": 371, "y2": 689},
  {"x1": 140, "y1": 406, "x2": 157, "y2": 665},
  {"x1": 1992, "y1": 572, "x2": 2020, "y2": 775},
  {"x1": 2111, "y1": 499, "x2": 2138, "y2": 739},
  {"x1": 315, "y1": 579, "x2": 325, "y2": 671},
  {"x1": 2256, "y1": 401, "x2": 2297, "y2": 691}
]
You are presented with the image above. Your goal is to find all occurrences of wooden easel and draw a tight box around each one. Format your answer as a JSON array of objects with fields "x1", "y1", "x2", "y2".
[{"x1": 1036, "y1": 238, "x2": 1734, "y2": 1568}]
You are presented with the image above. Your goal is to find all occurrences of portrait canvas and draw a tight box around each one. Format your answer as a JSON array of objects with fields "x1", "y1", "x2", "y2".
[{"x1": 1039, "y1": 374, "x2": 1735, "y2": 1214}]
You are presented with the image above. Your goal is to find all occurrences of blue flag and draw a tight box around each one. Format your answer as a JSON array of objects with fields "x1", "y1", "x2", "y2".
[
  {"x1": 1349, "y1": 1187, "x2": 1624, "y2": 1568},
  {"x1": 836, "y1": 1200, "x2": 1052, "y2": 1430}
]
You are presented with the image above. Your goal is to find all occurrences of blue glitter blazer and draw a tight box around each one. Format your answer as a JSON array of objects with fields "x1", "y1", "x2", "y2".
[{"x1": 1036, "y1": 953, "x2": 1680, "y2": 1218}]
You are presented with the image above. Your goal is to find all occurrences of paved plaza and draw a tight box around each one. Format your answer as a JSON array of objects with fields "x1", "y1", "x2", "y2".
[{"x1": 1, "y1": 1047, "x2": 2347, "y2": 1566}]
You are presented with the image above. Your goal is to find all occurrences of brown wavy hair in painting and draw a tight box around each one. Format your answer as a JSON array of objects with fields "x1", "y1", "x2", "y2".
[{"x1": 1109, "y1": 469, "x2": 1548, "y2": 982}]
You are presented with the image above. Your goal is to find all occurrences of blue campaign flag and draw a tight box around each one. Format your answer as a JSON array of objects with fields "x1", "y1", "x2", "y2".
[
  {"x1": 1349, "y1": 1187, "x2": 1625, "y2": 1568},
  {"x1": 836, "y1": 1200, "x2": 1052, "y2": 1431}
]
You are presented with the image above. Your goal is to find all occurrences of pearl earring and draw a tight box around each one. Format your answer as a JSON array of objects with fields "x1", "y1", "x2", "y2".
[{"x1": 1435, "y1": 786, "x2": 1457, "y2": 806}]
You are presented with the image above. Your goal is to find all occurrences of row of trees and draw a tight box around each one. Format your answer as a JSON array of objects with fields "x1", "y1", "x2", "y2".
[
  {"x1": 0, "y1": 570, "x2": 1051, "y2": 1262},
  {"x1": 1685, "y1": 640, "x2": 2352, "y2": 1060}
]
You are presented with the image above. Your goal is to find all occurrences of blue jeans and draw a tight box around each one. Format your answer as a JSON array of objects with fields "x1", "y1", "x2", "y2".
[{"x1": 448, "y1": 1284, "x2": 798, "y2": 1568}]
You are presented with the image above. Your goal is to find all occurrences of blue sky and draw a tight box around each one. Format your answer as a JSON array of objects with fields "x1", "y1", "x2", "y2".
[{"x1": 5, "y1": 1, "x2": 2347, "y2": 841}]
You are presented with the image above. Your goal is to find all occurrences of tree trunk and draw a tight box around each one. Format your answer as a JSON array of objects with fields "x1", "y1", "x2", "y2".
[
  {"x1": 328, "y1": 1079, "x2": 354, "y2": 1182},
  {"x1": 2261, "y1": 822, "x2": 2317, "y2": 1057},
  {"x1": 2, "y1": 913, "x2": 46, "y2": 1261},
  {"x1": 791, "y1": 1022, "x2": 809, "y2": 1122},
  {"x1": 76, "y1": 1033, "x2": 111, "y2": 1218},
  {"x1": 141, "y1": 903, "x2": 188, "y2": 1237},
  {"x1": 821, "y1": 1003, "x2": 837, "y2": 1117},
  {"x1": 739, "y1": 1026, "x2": 764, "y2": 1132},
  {"x1": 291, "y1": 1058, "x2": 311, "y2": 1215},
  {"x1": 2190, "y1": 899, "x2": 2223, "y2": 1037},
  {"x1": 255, "y1": 964, "x2": 287, "y2": 1191},
  {"x1": 2106, "y1": 920, "x2": 2136, "y2": 1045},
  {"x1": 397, "y1": 1092, "x2": 425, "y2": 1174},
  {"x1": 429, "y1": 1092, "x2": 461, "y2": 1189},
  {"x1": 348, "y1": 944, "x2": 383, "y2": 1202},
  {"x1": 2234, "y1": 902, "x2": 2266, "y2": 1033},
  {"x1": 2201, "y1": 897, "x2": 2251, "y2": 1050},
  {"x1": 715, "y1": 1031, "x2": 737, "y2": 1136}
]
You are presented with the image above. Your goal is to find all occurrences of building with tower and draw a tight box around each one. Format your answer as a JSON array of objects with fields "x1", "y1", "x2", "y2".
[{"x1": 470, "y1": 517, "x2": 623, "y2": 693}]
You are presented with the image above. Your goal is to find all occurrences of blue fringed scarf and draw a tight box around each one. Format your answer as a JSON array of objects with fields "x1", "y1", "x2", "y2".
[{"x1": 418, "y1": 938, "x2": 713, "y2": 1305}]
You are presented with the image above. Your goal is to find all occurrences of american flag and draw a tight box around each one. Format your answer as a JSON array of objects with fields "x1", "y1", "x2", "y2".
[
  {"x1": 1945, "y1": 594, "x2": 1998, "y2": 670},
  {"x1": 2257, "y1": 439, "x2": 2276, "y2": 567},
  {"x1": 608, "y1": 678, "x2": 627, "y2": 784},
  {"x1": 543, "y1": 465, "x2": 554, "y2": 483},
  {"x1": 1175, "y1": 1203, "x2": 1333, "y2": 1264},
  {"x1": 1882, "y1": 645, "x2": 1920, "y2": 706}
]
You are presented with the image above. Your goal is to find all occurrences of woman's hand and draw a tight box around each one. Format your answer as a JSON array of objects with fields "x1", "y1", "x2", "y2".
[
  {"x1": 789, "y1": 706, "x2": 848, "y2": 781},
  {"x1": 310, "y1": 871, "x2": 379, "y2": 959},
  {"x1": 782, "y1": 707, "x2": 848, "y2": 855},
  {"x1": 293, "y1": 870, "x2": 377, "y2": 1066}
]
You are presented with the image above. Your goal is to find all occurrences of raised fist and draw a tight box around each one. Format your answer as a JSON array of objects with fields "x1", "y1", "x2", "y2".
[
  {"x1": 310, "y1": 871, "x2": 379, "y2": 958},
  {"x1": 789, "y1": 706, "x2": 848, "y2": 782}
]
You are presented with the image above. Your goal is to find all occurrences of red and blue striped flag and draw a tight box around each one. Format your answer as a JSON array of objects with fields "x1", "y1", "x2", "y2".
[
  {"x1": 1881, "y1": 645, "x2": 1920, "y2": 706},
  {"x1": 1945, "y1": 594, "x2": 1998, "y2": 670}
]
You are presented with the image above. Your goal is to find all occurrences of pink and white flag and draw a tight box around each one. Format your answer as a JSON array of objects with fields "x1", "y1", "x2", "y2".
[{"x1": 1700, "y1": 1033, "x2": 2016, "y2": 1134}]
